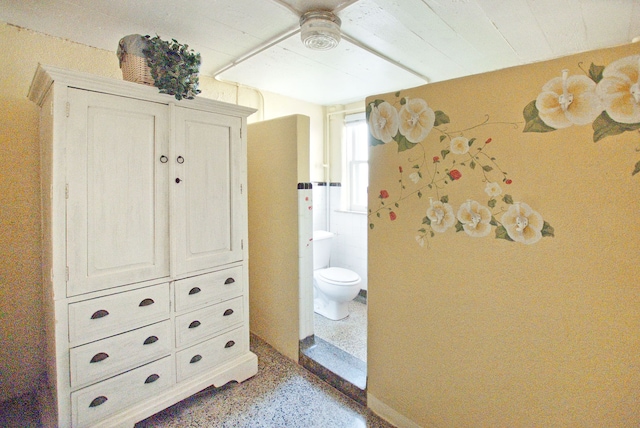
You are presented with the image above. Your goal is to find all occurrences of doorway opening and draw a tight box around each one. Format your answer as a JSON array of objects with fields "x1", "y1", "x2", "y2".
[{"x1": 299, "y1": 113, "x2": 368, "y2": 405}]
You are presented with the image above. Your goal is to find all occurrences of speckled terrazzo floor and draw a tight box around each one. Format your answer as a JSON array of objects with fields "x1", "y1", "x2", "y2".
[
  {"x1": 314, "y1": 298, "x2": 367, "y2": 362},
  {"x1": 136, "y1": 334, "x2": 393, "y2": 428}
]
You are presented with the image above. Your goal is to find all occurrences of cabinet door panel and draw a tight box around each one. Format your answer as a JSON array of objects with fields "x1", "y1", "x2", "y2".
[
  {"x1": 173, "y1": 108, "x2": 243, "y2": 275},
  {"x1": 66, "y1": 89, "x2": 170, "y2": 296}
]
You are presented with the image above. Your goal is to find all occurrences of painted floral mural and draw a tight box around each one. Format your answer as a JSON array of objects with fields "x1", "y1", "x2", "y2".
[
  {"x1": 367, "y1": 93, "x2": 555, "y2": 247},
  {"x1": 524, "y1": 54, "x2": 640, "y2": 175}
]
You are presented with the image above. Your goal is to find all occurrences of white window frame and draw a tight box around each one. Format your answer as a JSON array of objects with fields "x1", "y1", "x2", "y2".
[{"x1": 343, "y1": 112, "x2": 368, "y2": 213}]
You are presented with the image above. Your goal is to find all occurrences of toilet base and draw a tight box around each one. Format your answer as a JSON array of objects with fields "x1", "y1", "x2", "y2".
[{"x1": 314, "y1": 297, "x2": 349, "y2": 320}]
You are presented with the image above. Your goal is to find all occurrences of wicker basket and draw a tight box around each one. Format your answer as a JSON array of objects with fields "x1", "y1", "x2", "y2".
[{"x1": 120, "y1": 53, "x2": 154, "y2": 86}]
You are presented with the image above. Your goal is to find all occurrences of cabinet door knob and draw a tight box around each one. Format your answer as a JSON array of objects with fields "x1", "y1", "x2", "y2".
[
  {"x1": 144, "y1": 374, "x2": 160, "y2": 384},
  {"x1": 188, "y1": 287, "x2": 201, "y2": 295},
  {"x1": 90, "y1": 352, "x2": 109, "y2": 363},
  {"x1": 224, "y1": 278, "x2": 235, "y2": 285},
  {"x1": 89, "y1": 396, "x2": 108, "y2": 408},
  {"x1": 160, "y1": 155, "x2": 168, "y2": 163},
  {"x1": 190, "y1": 354, "x2": 202, "y2": 364},
  {"x1": 188, "y1": 320, "x2": 201, "y2": 329},
  {"x1": 139, "y1": 298, "x2": 155, "y2": 307},
  {"x1": 175, "y1": 178, "x2": 182, "y2": 184},
  {"x1": 225, "y1": 340, "x2": 235, "y2": 348},
  {"x1": 223, "y1": 309, "x2": 234, "y2": 316},
  {"x1": 90, "y1": 309, "x2": 109, "y2": 319},
  {"x1": 143, "y1": 336, "x2": 158, "y2": 345},
  {"x1": 177, "y1": 156, "x2": 185, "y2": 164}
]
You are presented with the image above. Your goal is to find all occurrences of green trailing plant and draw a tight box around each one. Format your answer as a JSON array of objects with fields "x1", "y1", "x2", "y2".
[{"x1": 143, "y1": 35, "x2": 201, "y2": 100}]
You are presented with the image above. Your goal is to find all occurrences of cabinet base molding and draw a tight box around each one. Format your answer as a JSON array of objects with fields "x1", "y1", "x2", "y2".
[{"x1": 39, "y1": 352, "x2": 258, "y2": 428}]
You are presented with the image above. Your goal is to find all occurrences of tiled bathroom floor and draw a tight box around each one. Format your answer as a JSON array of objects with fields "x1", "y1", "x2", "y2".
[{"x1": 313, "y1": 298, "x2": 367, "y2": 362}]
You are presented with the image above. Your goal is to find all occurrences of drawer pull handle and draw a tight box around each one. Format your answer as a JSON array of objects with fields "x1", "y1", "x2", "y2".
[
  {"x1": 143, "y1": 336, "x2": 158, "y2": 345},
  {"x1": 189, "y1": 287, "x2": 201, "y2": 295},
  {"x1": 139, "y1": 298, "x2": 155, "y2": 307},
  {"x1": 188, "y1": 320, "x2": 201, "y2": 329},
  {"x1": 160, "y1": 155, "x2": 168, "y2": 163},
  {"x1": 225, "y1": 340, "x2": 235, "y2": 348},
  {"x1": 144, "y1": 374, "x2": 160, "y2": 384},
  {"x1": 90, "y1": 352, "x2": 109, "y2": 363},
  {"x1": 223, "y1": 309, "x2": 234, "y2": 316},
  {"x1": 224, "y1": 278, "x2": 235, "y2": 285},
  {"x1": 90, "y1": 309, "x2": 109, "y2": 319},
  {"x1": 190, "y1": 354, "x2": 202, "y2": 364},
  {"x1": 89, "y1": 396, "x2": 108, "y2": 408}
]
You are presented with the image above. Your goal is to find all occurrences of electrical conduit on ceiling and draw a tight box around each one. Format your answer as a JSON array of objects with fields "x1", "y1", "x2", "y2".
[{"x1": 213, "y1": 0, "x2": 429, "y2": 85}]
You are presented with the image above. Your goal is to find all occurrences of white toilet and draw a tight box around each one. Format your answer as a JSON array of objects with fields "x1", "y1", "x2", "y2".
[{"x1": 313, "y1": 230, "x2": 362, "y2": 320}]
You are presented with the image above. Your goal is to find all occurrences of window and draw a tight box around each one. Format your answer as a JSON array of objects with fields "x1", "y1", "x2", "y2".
[{"x1": 344, "y1": 113, "x2": 368, "y2": 212}]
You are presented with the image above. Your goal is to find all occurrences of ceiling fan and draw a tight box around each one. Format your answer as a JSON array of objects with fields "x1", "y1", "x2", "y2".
[{"x1": 213, "y1": 0, "x2": 428, "y2": 83}]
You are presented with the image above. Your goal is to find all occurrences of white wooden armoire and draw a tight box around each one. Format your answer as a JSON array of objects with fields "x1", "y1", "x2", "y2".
[{"x1": 28, "y1": 65, "x2": 258, "y2": 427}]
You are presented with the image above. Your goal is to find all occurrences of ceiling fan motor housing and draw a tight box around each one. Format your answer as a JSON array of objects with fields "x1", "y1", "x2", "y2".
[{"x1": 300, "y1": 10, "x2": 342, "y2": 50}]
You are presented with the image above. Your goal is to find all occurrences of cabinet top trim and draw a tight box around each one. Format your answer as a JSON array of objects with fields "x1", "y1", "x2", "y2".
[{"x1": 27, "y1": 63, "x2": 257, "y2": 118}]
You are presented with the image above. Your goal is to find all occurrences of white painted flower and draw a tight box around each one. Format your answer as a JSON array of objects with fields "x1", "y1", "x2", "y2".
[
  {"x1": 500, "y1": 202, "x2": 544, "y2": 244},
  {"x1": 426, "y1": 199, "x2": 455, "y2": 233},
  {"x1": 484, "y1": 181, "x2": 502, "y2": 197},
  {"x1": 535, "y1": 70, "x2": 602, "y2": 129},
  {"x1": 415, "y1": 235, "x2": 425, "y2": 247},
  {"x1": 369, "y1": 101, "x2": 399, "y2": 143},
  {"x1": 409, "y1": 172, "x2": 421, "y2": 183},
  {"x1": 450, "y1": 136, "x2": 470, "y2": 155},
  {"x1": 457, "y1": 200, "x2": 492, "y2": 237},
  {"x1": 398, "y1": 98, "x2": 436, "y2": 143},
  {"x1": 596, "y1": 54, "x2": 640, "y2": 124}
]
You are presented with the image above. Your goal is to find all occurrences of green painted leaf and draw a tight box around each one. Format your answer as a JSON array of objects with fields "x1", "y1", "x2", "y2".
[
  {"x1": 523, "y1": 100, "x2": 556, "y2": 133},
  {"x1": 376, "y1": 212, "x2": 381, "y2": 218},
  {"x1": 369, "y1": 135, "x2": 385, "y2": 146},
  {"x1": 441, "y1": 149, "x2": 450, "y2": 160},
  {"x1": 488, "y1": 198, "x2": 497, "y2": 208},
  {"x1": 418, "y1": 228, "x2": 426, "y2": 233},
  {"x1": 502, "y1": 194, "x2": 514, "y2": 204},
  {"x1": 395, "y1": 132, "x2": 417, "y2": 152},
  {"x1": 470, "y1": 160, "x2": 476, "y2": 169},
  {"x1": 439, "y1": 135, "x2": 447, "y2": 142},
  {"x1": 455, "y1": 221, "x2": 464, "y2": 232},
  {"x1": 417, "y1": 191, "x2": 422, "y2": 198},
  {"x1": 593, "y1": 111, "x2": 640, "y2": 142},
  {"x1": 589, "y1": 63, "x2": 605, "y2": 83},
  {"x1": 395, "y1": 91, "x2": 401, "y2": 98},
  {"x1": 468, "y1": 137, "x2": 476, "y2": 147},
  {"x1": 482, "y1": 165, "x2": 493, "y2": 172},
  {"x1": 633, "y1": 161, "x2": 640, "y2": 176},
  {"x1": 369, "y1": 223, "x2": 375, "y2": 229},
  {"x1": 422, "y1": 216, "x2": 431, "y2": 225},
  {"x1": 440, "y1": 195, "x2": 449, "y2": 203},
  {"x1": 495, "y1": 225, "x2": 514, "y2": 241},
  {"x1": 490, "y1": 216, "x2": 498, "y2": 226},
  {"x1": 395, "y1": 203, "x2": 399, "y2": 208},
  {"x1": 541, "y1": 221, "x2": 555, "y2": 237},
  {"x1": 430, "y1": 231, "x2": 435, "y2": 237},
  {"x1": 434, "y1": 110, "x2": 450, "y2": 126}
]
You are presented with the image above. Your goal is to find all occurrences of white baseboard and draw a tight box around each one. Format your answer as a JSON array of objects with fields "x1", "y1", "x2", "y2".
[{"x1": 367, "y1": 393, "x2": 423, "y2": 428}]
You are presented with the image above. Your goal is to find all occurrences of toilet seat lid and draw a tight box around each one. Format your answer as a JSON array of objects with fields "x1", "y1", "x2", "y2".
[{"x1": 316, "y1": 267, "x2": 360, "y2": 284}]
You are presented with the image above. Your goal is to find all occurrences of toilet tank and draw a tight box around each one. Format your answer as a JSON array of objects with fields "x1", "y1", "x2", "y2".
[{"x1": 313, "y1": 230, "x2": 334, "y2": 269}]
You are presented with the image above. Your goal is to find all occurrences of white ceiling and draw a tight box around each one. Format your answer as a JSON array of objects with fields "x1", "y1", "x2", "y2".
[{"x1": 1, "y1": 0, "x2": 639, "y2": 105}]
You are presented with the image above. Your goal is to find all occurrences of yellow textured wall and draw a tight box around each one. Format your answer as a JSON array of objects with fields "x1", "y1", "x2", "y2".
[
  {"x1": 367, "y1": 42, "x2": 640, "y2": 427},
  {"x1": 247, "y1": 115, "x2": 310, "y2": 361}
]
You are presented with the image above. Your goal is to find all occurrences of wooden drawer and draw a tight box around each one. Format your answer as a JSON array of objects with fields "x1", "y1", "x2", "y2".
[
  {"x1": 175, "y1": 297, "x2": 243, "y2": 348},
  {"x1": 68, "y1": 283, "x2": 170, "y2": 345},
  {"x1": 176, "y1": 327, "x2": 246, "y2": 382},
  {"x1": 174, "y1": 267, "x2": 243, "y2": 313},
  {"x1": 72, "y1": 356, "x2": 173, "y2": 427},
  {"x1": 70, "y1": 320, "x2": 171, "y2": 389}
]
